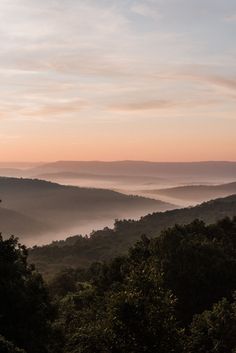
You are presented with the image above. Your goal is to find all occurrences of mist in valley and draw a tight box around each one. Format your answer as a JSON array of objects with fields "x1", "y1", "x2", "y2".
[{"x1": 0, "y1": 161, "x2": 236, "y2": 247}]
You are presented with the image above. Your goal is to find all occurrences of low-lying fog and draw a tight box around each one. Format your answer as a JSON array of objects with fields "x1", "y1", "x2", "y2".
[
  {"x1": 38, "y1": 175, "x2": 236, "y2": 207},
  {"x1": 1, "y1": 161, "x2": 236, "y2": 247},
  {"x1": 25, "y1": 210, "x2": 148, "y2": 247}
]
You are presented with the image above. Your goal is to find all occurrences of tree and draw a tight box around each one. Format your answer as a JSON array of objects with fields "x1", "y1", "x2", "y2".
[
  {"x1": 187, "y1": 297, "x2": 236, "y2": 353},
  {"x1": 104, "y1": 270, "x2": 183, "y2": 353},
  {"x1": 0, "y1": 335, "x2": 25, "y2": 353},
  {"x1": 150, "y1": 219, "x2": 236, "y2": 324},
  {"x1": 0, "y1": 235, "x2": 53, "y2": 353},
  {"x1": 56, "y1": 236, "x2": 183, "y2": 353}
]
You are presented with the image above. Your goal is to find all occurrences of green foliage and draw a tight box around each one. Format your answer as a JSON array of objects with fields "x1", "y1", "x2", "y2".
[
  {"x1": 187, "y1": 297, "x2": 236, "y2": 353},
  {"x1": 2, "y1": 216, "x2": 236, "y2": 353},
  {"x1": 151, "y1": 218, "x2": 236, "y2": 324},
  {"x1": 0, "y1": 336, "x2": 26, "y2": 353},
  {"x1": 48, "y1": 217, "x2": 236, "y2": 353},
  {"x1": 55, "y1": 256, "x2": 183, "y2": 353},
  {"x1": 103, "y1": 273, "x2": 182, "y2": 353},
  {"x1": 0, "y1": 235, "x2": 53, "y2": 353}
]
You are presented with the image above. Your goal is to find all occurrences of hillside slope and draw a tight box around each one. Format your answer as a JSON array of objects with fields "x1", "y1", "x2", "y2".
[
  {"x1": 0, "y1": 206, "x2": 49, "y2": 237},
  {"x1": 146, "y1": 182, "x2": 236, "y2": 203},
  {"x1": 0, "y1": 177, "x2": 175, "y2": 243},
  {"x1": 29, "y1": 194, "x2": 236, "y2": 275}
]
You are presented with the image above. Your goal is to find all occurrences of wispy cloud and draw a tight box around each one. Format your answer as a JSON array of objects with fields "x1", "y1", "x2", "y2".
[
  {"x1": 0, "y1": 0, "x2": 236, "y2": 160},
  {"x1": 107, "y1": 95, "x2": 222, "y2": 114},
  {"x1": 22, "y1": 99, "x2": 88, "y2": 117},
  {"x1": 224, "y1": 14, "x2": 236, "y2": 22},
  {"x1": 178, "y1": 70, "x2": 236, "y2": 94},
  {"x1": 131, "y1": 2, "x2": 160, "y2": 19},
  {"x1": 108, "y1": 99, "x2": 175, "y2": 112}
]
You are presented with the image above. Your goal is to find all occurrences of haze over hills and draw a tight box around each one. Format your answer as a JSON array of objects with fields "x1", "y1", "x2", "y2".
[
  {"x1": 2, "y1": 160, "x2": 235, "y2": 181},
  {"x1": 1, "y1": 160, "x2": 236, "y2": 215},
  {"x1": 143, "y1": 181, "x2": 236, "y2": 204},
  {"x1": 28, "y1": 160, "x2": 236, "y2": 181},
  {"x1": 2, "y1": 160, "x2": 235, "y2": 204},
  {"x1": 1, "y1": 161, "x2": 236, "y2": 248},
  {"x1": 0, "y1": 206, "x2": 49, "y2": 237},
  {"x1": 0, "y1": 168, "x2": 29, "y2": 177},
  {"x1": 0, "y1": 162, "x2": 42, "y2": 168},
  {"x1": 34, "y1": 171, "x2": 170, "y2": 195},
  {"x1": 0, "y1": 162, "x2": 42, "y2": 178},
  {"x1": 0, "y1": 176, "x2": 175, "y2": 245},
  {"x1": 29, "y1": 161, "x2": 236, "y2": 206},
  {"x1": 29, "y1": 194, "x2": 236, "y2": 275},
  {"x1": 35, "y1": 171, "x2": 166, "y2": 183},
  {"x1": 1, "y1": 0, "x2": 236, "y2": 351}
]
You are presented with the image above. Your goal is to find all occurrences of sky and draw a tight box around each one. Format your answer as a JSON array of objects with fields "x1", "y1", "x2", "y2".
[{"x1": 0, "y1": 0, "x2": 236, "y2": 162}]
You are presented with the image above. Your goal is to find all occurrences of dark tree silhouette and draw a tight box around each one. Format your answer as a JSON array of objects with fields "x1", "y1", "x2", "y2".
[{"x1": 0, "y1": 235, "x2": 53, "y2": 353}]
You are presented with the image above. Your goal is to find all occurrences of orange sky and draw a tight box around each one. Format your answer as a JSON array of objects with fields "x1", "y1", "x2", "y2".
[{"x1": 0, "y1": 0, "x2": 236, "y2": 162}]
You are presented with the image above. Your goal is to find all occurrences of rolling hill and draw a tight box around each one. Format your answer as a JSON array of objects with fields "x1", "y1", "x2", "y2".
[
  {"x1": 2, "y1": 161, "x2": 236, "y2": 205},
  {"x1": 35, "y1": 171, "x2": 166, "y2": 184},
  {"x1": 29, "y1": 194, "x2": 236, "y2": 275},
  {"x1": 147, "y1": 181, "x2": 236, "y2": 203},
  {"x1": 0, "y1": 206, "x2": 49, "y2": 237},
  {"x1": 0, "y1": 177, "x2": 175, "y2": 244},
  {"x1": 27, "y1": 161, "x2": 236, "y2": 199},
  {"x1": 0, "y1": 168, "x2": 27, "y2": 177}
]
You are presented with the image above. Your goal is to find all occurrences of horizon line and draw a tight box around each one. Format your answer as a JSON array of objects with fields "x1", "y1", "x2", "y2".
[{"x1": 1, "y1": 159, "x2": 236, "y2": 164}]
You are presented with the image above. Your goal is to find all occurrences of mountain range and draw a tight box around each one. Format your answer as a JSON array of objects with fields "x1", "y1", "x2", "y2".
[
  {"x1": 1, "y1": 160, "x2": 236, "y2": 182},
  {"x1": 0, "y1": 176, "x2": 174, "y2": 244}
]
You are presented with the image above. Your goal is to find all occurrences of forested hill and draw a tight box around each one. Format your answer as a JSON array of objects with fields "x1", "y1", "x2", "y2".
[
  {"x1": 0, "y1": 177, "x2": 174, "y2": 243},
  {"x1": 29, "y1": 194, "x2": 236, "y2": 275},
  {"x1": 0, "y1": 206, "x2": 49, "y2": 236}
]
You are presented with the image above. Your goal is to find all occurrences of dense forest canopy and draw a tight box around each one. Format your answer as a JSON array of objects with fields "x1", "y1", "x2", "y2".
[
  {"x1": 0, "y1": 235, "x2": 52, "y2": 353},
  {"x1": 1, "y1": 216, "x2": 236, "y2": 352}
]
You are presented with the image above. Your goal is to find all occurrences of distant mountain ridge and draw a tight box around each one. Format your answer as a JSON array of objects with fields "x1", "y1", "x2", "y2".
[
  {"x1": 36, "y1": 171, "x2": 165, "y2": 182},
  {"x1": 147, "y1": 181, "x2": 236, "y2": 203},
  {"x1": 30, "y1": 160, "x2": 236, "y2": 180},
  {"x1": 1, "y1": 161, "x2": 236, "y2": 193},
  {"x1": 1, "y1": 161, "x2": 236, "y2": 181}
]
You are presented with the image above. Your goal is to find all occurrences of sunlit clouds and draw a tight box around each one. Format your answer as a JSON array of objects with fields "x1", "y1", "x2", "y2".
[{"x1": 0, "y1": 0, "x2": 236, "y2": 161}]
